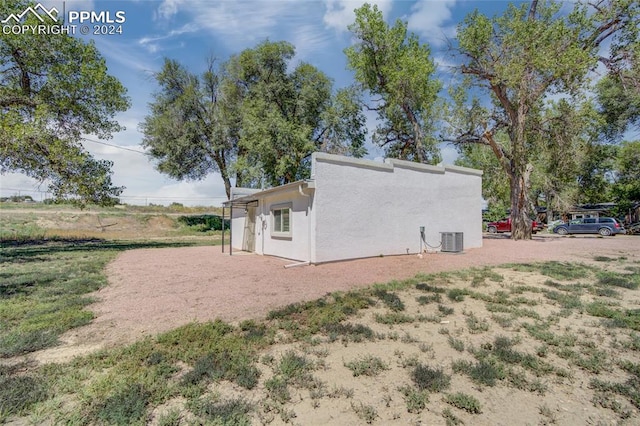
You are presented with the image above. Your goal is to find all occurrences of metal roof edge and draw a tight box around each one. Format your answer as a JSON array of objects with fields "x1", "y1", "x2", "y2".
[{"x1": 223, "y1": 180, "x2": 314, "y2": 206}]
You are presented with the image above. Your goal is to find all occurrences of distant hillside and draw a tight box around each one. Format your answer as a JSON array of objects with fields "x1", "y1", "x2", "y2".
[{"x1": 0, "y1": 203, "x2": 226, "y2": 242}]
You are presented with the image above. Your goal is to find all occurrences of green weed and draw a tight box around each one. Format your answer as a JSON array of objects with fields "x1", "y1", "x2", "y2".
[
  {"x1": 351, "y1": 401, "x2": 378, "y2": 424},
  {"x1": 375, "y1": 312, "x2": 415, "y2": 324},
  {"x1": 586, "y1": 303, "x2": 640, "y2": 331},
  {"x1": 345, "y1": 355, "x2": 389, "y2": 377},
  {"x1": 416, "y1": 294, "x2": 442, "y2": 305},
  {"x1": 445, "y1": 392, "x2": 482, "y2": 414},
  {"x1": 96, "y1": 383, "x2": 150, "y2": 426},
  {"x1": 509, "y1": 261, "x2": 591, "y2": 280},
  {"x1": 415, "y1": 283, "x2": 446, "y2": 293},
  {"x1": 452, "y1": 359, "x2": 506, "y2": 387},
  {"x1": 447, "y1": 288, "x2": 469, "y2": 302},
  {"x1": 597, "y1": 271, "x2": 639, "y2": 290},
  {"x1": 442, "y1": 407, "x2": 463, "y2": 425},
  {"x1": 189, "y1": 397, "x2": 253, "y2": 426},
  {"x1": 373, "y1": 289, "x2": 405, "y2": 311},
  {"x1": 465, "y1": 312, "x2": 490, "y2": 333},
  {"x1": 398, "y1": 385, "x2": 429, "y2": 413},
  {"x1": 411, "y1": 363, "x2": 451, "y2": 392},
  {"x1": 0, "y1": 366, "x2": 49, "y2": 420},
  {"x1": 448, "y1": 336, "x2": 465, "y2": 352},
  {"x1": 324, "y1": 322, "x2": 375, "y2": 343}
]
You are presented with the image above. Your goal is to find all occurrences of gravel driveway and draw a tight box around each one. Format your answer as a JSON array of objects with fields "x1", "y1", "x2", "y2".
[{"x1": 38, "y1": 234, "x2": 638, "y2": 363}]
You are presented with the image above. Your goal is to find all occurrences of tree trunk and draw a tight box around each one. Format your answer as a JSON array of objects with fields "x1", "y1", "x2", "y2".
[
  {"x1": 509, "y1": 164, "x2": 533, "y2": 240},
  {"x1": 402, "y1": 104, "x2": 424, "y2": 163}
]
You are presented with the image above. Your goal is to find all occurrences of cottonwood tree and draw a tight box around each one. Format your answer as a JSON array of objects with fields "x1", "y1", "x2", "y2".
[
  {"x1": 226, "y1": 40, "x2": 366, "y2": 187},
  {"x1": 345, "y1": 3, "x2": 441, "y2": 163},
  {"x1": 143, "y1": 41, "x2": 366, "y2": 195},
  {"x1": 611, "y1": 140, "x2": 640, "y2": 218},
  {"x1": 0, "y1": 0, "x2": 130, "y2": 205},
  {"x1": 140, "y1": 58, "x2": 238, "y2": 199},
  {"x1": 446, "y1": 0, "x2": 638, "y2": 239},
  {"x1": 597, "y1": 3, "x2": 640, "y2": 140}
]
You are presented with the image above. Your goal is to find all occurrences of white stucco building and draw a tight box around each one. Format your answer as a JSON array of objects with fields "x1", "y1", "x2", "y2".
[{"x1": 223, "y1": 152, "x2": 483, "y2": 264}]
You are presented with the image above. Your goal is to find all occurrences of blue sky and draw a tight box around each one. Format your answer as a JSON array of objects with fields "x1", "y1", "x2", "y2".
[{"x1": 2, "y1": 0, "x2": 530, "y2": 206}]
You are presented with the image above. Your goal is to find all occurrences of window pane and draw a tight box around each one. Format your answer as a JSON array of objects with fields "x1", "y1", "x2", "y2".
[
  {"x1": 274, "y1": 209, "x2": 282, "y2": 232},
  {"x1": 282, "y1": 209, "x2": 290, "y2": 232}
]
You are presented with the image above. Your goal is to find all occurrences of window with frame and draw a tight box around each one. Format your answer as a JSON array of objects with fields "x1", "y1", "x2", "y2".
[{"x1": 271, "y1": 204, "x2": 292, "y2": 238}]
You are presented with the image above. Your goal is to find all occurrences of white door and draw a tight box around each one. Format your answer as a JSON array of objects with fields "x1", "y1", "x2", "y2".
[{"x1": 242, "y1": 206, "x2": 256, "y2": 252}]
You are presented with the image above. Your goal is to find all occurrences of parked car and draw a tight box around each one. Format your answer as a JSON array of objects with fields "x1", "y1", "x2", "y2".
[
  {"x1": 552, "y1": 217, "x2": 626, "y2": 236},
  {"x1": 486, "y1": 217, "x2": 542, "y2": 234}
]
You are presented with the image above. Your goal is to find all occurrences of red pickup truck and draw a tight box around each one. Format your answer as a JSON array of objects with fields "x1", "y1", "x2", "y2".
[{"x1": 486, "y1": 217, "x2": 542, "y2": 234}]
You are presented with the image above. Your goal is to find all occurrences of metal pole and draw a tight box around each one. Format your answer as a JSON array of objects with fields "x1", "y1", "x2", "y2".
[
  {"x1": 221, "y1": 205, "x2": 225, "y2": 253},
  {"x1": 229, "y1": 204, "x2": 233, "y2": 256}
]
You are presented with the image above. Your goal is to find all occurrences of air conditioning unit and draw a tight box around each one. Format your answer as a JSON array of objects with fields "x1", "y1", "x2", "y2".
[{"x1": 441, "y1": 232, "x2": 463, "y2": 253}]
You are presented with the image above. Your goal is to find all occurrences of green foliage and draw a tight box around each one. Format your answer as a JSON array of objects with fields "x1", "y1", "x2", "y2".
[
  {"x1": 267, "y1": 292, "x2": 374, "y2": 339},
  {"x1": 345, "y1": 3, "x2": 441, "y2": 163},
  {"x1": 373, "y1": 289, "x2": 405, "y2": 311},
  {"x1": 177, "y1": 214, "x2": 229, "y2": 232},
  {"x1": 611, "y1": 141, "x2": 640, "y2": 216},
  {"x1": 374, "y1": 312, "x2": 415, "y2": 324},
  {"x1": 0, "y1": 366, "x2": 49, "y2": 420},
  {"x1": 265, "y1": 376, "x2": 291, "y2": 403},
  {"x1": 398, "y1": 385, "x2": 429, "y2": 413},
  {"x1": 324, "y1": 322, "x2": 375, "y2": 343},
  {"x1": 411, "y1": 364, "x2": 451, "y2": 392},
  {"x1": 96, "y1": 383, "x2": 150, "y2": 426},
  {"x1": 147, "y1": 40, "x2": 367, "y2": 192},
  {"x1": 586, "y1": 302, "x2": 640, "y2": 331},
  {"x1": 276, "y1": 350, "x2": 314, "y2": 384},
  {"x1": 169, "y1": 343, "x2": 260, "y2": 390},
  {"x1": 448, "y1": 336, "x2": 465, "y2": 352},
  {"x1": 452, "y1": 359, "x2": 505, "y2": 387},
  {"x1": 596, "y1": 63, "x2": 640, "y2": 139},
  {"x1": 344, "y1": 355, "x2": 389, "y2": 377},
  {"x1": 597, "y1": 271, "x2": 639, "y2": 290},
  {"x1": 445, "y1": 392, "x2": 483, "y2": 414},
  {"x1": 447, "y1": 288, "x2": 469, "y2": 302},
  {"x1": 509, "y1": 261, "x2": 592, "y2": 281},
  {"x1": 0, "y1": 0, "x2": 129, "y2": 205},
  {"x1": 447, "y1": 0, "x2": 639, "y2": 239},
  {"x1": 188, "y1": 397, "x2": 253, "y2": 426}
]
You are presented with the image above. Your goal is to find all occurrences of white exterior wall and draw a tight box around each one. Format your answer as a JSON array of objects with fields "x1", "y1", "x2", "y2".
[
  {"x1": 310, "y1": 153, "x2": 482, "y2": 263},
  {"x1": 228, "y1": 153, "x2": 482, "y2": 264},
  {"x1": 229, "y1": 184, "x2": 314, "y2": 262},
  {"x1": 256, "y1": 188, "x2": 313, "y2": 262}
]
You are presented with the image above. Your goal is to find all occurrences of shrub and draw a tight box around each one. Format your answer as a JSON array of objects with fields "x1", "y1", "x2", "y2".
[
  {"x1": 411, "y1": 364, "x2": 451, "y2": 392},
  {"x1": 445, "y1": 392, "x2": 482, "y2": 414}
]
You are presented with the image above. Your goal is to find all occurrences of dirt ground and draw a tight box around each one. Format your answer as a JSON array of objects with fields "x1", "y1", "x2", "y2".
[
  {"x1": 34, "y1": 234, "x2": 639, "y2": 365},
  {"x1": 11, "y1": 233, "x2": 640, "y2": 425}
]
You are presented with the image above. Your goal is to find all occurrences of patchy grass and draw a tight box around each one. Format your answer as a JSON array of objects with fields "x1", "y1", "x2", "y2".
[
  {"x1": 345, "y1": 355, "x2": 389, "y2": 377},
  {"x1": 445, "y1": 392, "x2": 482, "y2": 414},
  {"x1": 0, "y1": 239, "x2": 211, "y2": 357},
  {"x1": 2, "y1": 243, "x2": 639, "y2": 425}
]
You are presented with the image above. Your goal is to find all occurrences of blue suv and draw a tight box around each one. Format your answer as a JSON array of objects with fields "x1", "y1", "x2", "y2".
[{"x1": 553, "y1": 217, "x2": 626, "y2": 236}]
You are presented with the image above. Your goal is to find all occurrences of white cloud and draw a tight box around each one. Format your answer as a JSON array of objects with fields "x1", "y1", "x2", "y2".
[
  {"x1": 407, "y1": 0, "x2": 458, "y2": 48},
  {"x1": 438, "y1": 143, "x2": 459, "y2": 165},
  {"x1": 95, "y1": 38, "x2": 155, "y2": 73},
  {"x1": 156, "y1": 0, "x2": 186, "y2": 20},
  {"x1": 323, "y1": 0, "x2": 392, "y2": 32}
]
